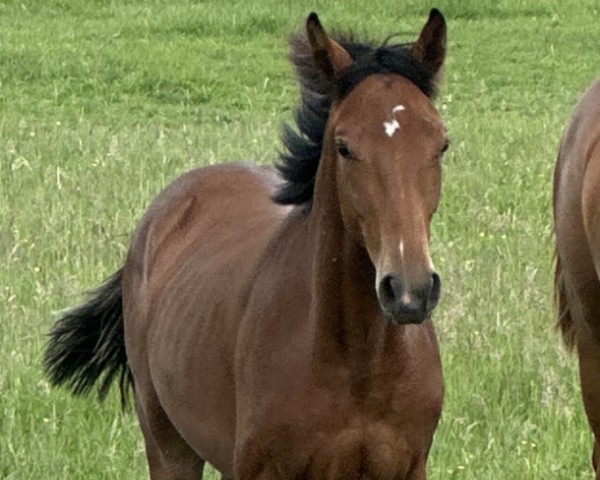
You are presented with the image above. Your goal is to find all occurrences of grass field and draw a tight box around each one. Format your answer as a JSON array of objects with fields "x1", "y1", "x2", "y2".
[{"x1": 1, "y1": 0, "x2": 600, "y2": 478}]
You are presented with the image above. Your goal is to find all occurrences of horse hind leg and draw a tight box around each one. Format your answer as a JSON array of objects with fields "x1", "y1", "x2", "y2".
[{"x1": 135, "y1": 384, "x2": 205, "y2": 480}]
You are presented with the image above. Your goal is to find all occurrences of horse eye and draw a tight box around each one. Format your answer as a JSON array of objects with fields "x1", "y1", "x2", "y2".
[{"x1": 335, "y1": 140, "x2": 355, "y2": 160}]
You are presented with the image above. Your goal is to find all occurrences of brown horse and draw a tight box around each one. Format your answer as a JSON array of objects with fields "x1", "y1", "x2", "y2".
[
  {"x1": 554, "y1": 76, "x2": 600, "y2": 478},
  {"x1": 45, "y1": 10, "x2": 448, "y2": 480}
]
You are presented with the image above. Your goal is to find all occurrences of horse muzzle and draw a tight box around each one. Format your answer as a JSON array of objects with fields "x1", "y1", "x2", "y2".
[{"x1": 377, "y1": 272, "x2": 441, "y2": 324}]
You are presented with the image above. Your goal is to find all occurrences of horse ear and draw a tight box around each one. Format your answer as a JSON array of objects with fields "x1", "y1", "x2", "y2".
[
  {"x1": 410, "y1": 8, "x2": 447, "y2": 77},
  {"x1": 306, "y1": 12, "x2": 352, "y2": 79}
]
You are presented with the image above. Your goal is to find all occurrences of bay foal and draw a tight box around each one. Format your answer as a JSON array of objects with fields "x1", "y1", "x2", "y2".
[{"x1": 46, "y1": 10, "x2": 449, "y2": 480}]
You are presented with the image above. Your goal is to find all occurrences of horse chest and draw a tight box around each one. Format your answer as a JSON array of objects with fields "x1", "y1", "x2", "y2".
[
  {"x1": 235, "y1": 316, "x2": 442, "y2": 478},
  {"x1": 236, "y1": 361, "x2": 442, "y2": 479},
  {"x1": 236, "y1": 417, "x2": 428, "y2": 480},
  {"x1": 307, "y1": 426, "x2": 410, "y2": 479}
]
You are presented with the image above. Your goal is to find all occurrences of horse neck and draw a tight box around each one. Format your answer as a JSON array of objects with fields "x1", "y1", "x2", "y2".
[{"x1": 306, "y1": 145, "x2": 398, "y2": 371}]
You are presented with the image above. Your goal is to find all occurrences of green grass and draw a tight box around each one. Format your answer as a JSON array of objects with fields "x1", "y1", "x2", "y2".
[{"x1": 1, "y1": 0, "x2": 599, "y2": 478}]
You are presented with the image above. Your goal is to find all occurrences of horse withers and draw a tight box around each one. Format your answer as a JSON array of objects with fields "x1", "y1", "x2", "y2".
[
  {"x1": 45, "y1": 10, "x2": 449, "y2": 480},
  {"x1": 554, "y1": 77, "x2": 600, "y2": 478}
]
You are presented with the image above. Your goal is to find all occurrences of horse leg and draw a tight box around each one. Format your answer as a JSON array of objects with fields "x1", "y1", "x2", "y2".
[
  {"x1": 576, "y1": 329, "x2": 600, "y2": 479},
  {"x1": 570, "y1": 258, "x2": 600, "y2": 476},
  {"x1": 135, "y1": 385, "x2": 205, "y2": 480},
  {"x1": 594, "y1": 442, "x2": 600, "y2": 478},
  {"x1": 405, "y1": 458, "x2": 427, "y2": 480}
]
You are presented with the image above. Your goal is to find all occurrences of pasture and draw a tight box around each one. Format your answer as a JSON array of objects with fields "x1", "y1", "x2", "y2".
[{"x1": 1, "y1": 0, "x2": 599, "y2": 478}]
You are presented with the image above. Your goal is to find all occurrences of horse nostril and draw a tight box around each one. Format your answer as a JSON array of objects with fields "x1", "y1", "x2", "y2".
[
  {"x1": 430, "y1": 272, "x2": 441, "y2": 306},
  {"x1": 379, "y1": 274, "x2": 397, "y2": 303},
  {"x1": 377, "y1": 273, "x2": 440, "y2": 324}
]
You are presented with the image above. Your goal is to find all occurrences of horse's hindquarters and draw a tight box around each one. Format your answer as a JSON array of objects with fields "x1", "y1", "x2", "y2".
[{"x1": 122, "y1": 164, "x2": 286, "y2": 477}]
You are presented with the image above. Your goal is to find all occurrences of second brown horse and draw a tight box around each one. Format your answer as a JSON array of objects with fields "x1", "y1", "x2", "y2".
[
  {"x1": 45, "y1": 10, "x2": 449, "y2": 480},
  {"x1": 555, "y1": 77, "x2": 600, "y2": 478}
]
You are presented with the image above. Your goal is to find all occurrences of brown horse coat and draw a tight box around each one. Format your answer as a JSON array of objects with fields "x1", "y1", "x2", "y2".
[{"x1": 555, "y1": 77, "x2": 600, "y2": 477}]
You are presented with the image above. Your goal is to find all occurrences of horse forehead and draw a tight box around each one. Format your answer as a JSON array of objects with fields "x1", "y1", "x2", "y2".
[{"x1": 337, "y1": 75, "x2": 443, "y2": 133}]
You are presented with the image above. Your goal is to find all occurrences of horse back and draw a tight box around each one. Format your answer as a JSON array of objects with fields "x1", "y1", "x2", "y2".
[{"x1": 122, "y1": 162, "x2": 289, "y2": 472}]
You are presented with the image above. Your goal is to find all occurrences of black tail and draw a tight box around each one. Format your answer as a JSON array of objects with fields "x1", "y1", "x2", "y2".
[{"x1": 44, "y1": 268, "x2": 133, "y2": 405}]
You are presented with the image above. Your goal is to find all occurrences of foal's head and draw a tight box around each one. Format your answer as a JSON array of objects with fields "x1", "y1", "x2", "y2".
[{"x1": 278, "y1": 11, "x2": 448, "y2": 324}]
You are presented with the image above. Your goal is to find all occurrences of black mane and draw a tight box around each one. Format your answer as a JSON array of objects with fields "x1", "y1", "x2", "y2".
[{"x1": 273, "y1": 33, "x2": 439, "y2": 207}]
